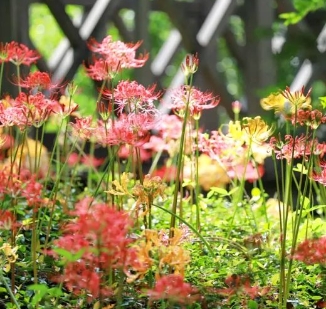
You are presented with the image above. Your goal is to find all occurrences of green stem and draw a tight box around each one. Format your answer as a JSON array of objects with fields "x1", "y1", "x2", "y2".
[
  {"x1": 0, "y1": 61, "x2": 4, "y2": 97},
  {"x1": 194, "y1": 118, "x2": 201, "y2": 232},
  {"x1": 154, "y1": 203, "x2": 214, "y2": 257},
  {"x1": 170, "y1": 75, "x2": 194, "y2": 236},
  {"x1": 0, "y1": 268, "x2": 21, "y2": 309}
]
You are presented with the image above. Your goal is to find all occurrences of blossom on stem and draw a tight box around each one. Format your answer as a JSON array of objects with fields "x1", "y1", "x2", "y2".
[
  {"x1": 53, "y1": 198, "x2": 133, "y2": 301},
  {"x1": 87, "y1": 35, "x2": 149, "y2": 69},
  {"x1": 286, "y1": 109, "x2": 326, "y2": 129},
  {"x1": 84, "y1": 57, "x2": 118, "y2": 81},
  {"x1": 168, "y1": 85, "x2": 220, "y2": 119},
  {"x1": 260, "y1": 92, "x2": 286, "y2": 113},
  {"x1": 7, "y1": 42, "x2": 40, "y2": 66},
  {"x1": 147, "y1": 274, "x2": 199, "y2": 306},
  {"x1": 292, "y1": 236, "x2": 326, "y2": 265},
  {"x1": 0, "y1": 243, "x2": 18, "y2": 272},
  {"x1": 311, "y1": 161, "x2": 326, "y2": 185},
  {"x1": 181, "y1": 53, "x2": 199, "y2": 77},
  {"x1": 103, "y1": 80, "x2": 161, "y2": 116},
  {"x1": 0, "y1": 210, "x2": 18, "y2": 231},
  {"x1": 281, "y1": 86, "x2": 312, "y2": 114},
  {"x1": 270, "y1": 134, "x2": 326, "y2": 164},
  {"x1": 241, "y1": 116, "x2": 274, "y2": 145},
  {"x1": 70, "y1": 116, "x2": 96, "y2": 140},
  {"x1": 13, "y1": 71, "x2": 62, "y2": 91},
  {"x1": 21, "y1": 176, "x2": 45, "y2": 209},
  {"x1": 261, "y1": 87, "x2": 312, "y2": 115},
  {"x1": 14, "y1": 92, "x2": 57, "y2": 127},
  {"x1": 0, "y1": 43, "x2": 11, "y2": 63}
]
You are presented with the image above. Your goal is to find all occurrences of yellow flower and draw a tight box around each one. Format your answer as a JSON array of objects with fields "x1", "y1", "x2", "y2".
[
  {"x1": 261, "y1": 87, "x2": 312, "y2": 115},
  {"x1": 260, "y1": 92, "x2": 286, "y2": 113},
  {"x1": 132, "y1": 174, "x2": 166, "y2": 211},
  {"x1": 227, "y1": 120, "x2": 245, "y2": 143},
  {"x1": 281, "y1": 86, "x2": 312, "y2": 114},
  {"x1": 1, "y1": 243, "x2": 18, "y2": 272},
  {"x1": 106, "y1": 172, "x2": 132, "y2": 196},
  {"x1": 242, "y1": 116, "x2": 274, "y2": 145}
]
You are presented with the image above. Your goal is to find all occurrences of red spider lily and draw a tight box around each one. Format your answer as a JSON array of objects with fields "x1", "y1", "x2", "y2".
[
  {"x1": 103, "y1": 80, "x2": 161, "y2": 116},
  {"x1": 0, "y1": 210, "x2": 19, "y2": 231},
  {"x1": 0, "y1": 167, "x2": 25, "y2": 200},
  {"x1": 216, "y1": 274, "x2": 270, "y2": 301},
  {"x1": 97, "y1": 101, "x2": 112, "y2": 122},
  {"x1": 70, "y1": 116, "x2": 96, "y2": 140},
  {"x1": 0, "y1": 93, "x2": 57, "y2": 129},
  {"x1": 52, "y1": 198, "x2": 133, "y2": 300},
  {"x1": 21, "y1": 176, "x2": 44, "y2": 209},
  {"x1": 84, "y1": 57, "x2": 119, "y2": 81},
  {"x1": 13, "y1": 71, "x2": 62, "y2": 91},
  {"x1": 292, "y1": 236, "x2": 326, "y2": 265},
  {"x1": 66, "y1": 152, "x2": 79, "y2": 167},
  {"x1": 7, "y1": 41, "x2": 40, "y2": 66},
  {"x1": 181, "y1": 53, "x2": 199, "y2": 77},
  {"x1": 312, "y1": 164, "x2": 326, "y2": 185},
  {"x1": 143, "y1": 136, "x2": 169, "y2": 152},
  {"x1": 14, "y1": 92, "x2": 57, "y2": 127},
  {"x1": 146, "y1": 274, "x2": 199, "y2": 306},
  {"x1": 58, "y1": 260, "x2": 113, "y2": 302},
  {"x1": 87, "y1": 35, "x2": 149, "y2": 69},
  {"x1": 286, "y1": 109, "x2": 326, "y2": 129},
  {"x1": 168, "y1": 85, "x2": 220, "y2": 119},
  {"x1": 270, "y1": 134, "x2": 326, "y2": 164},
  {"x1": 95, "y1": 114, "x2": 154, "y2": 147}
]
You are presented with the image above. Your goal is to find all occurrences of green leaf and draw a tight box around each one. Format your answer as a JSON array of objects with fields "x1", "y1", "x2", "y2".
[
  {"x1": 302, "y1": 204, "x2": 326, "y2": 217},
  {"x1": 248, "y1": 300, "x2": 259, "y2": 309},
  {"x1": 319, "y1": 96, "x2": 326, "y2": 109},
  {"x1": 280, "y1": 0, "x2": 326, "y2": 25},
  {"x1": 28, "y1": 284, "x2": 49, "y2": 305},
  {"x1": 48, "y1": 287, "x2": 63, "y2": 297},
  {"x1": 52, "y1": 248, "x2": 85, "y2": 262},
  {"x1": 299, "y1": 196, "x2": 310, "y2": 210}
]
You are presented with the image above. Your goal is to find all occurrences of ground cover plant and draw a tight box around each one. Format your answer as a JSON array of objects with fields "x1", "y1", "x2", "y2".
[{"x1": 0, "y1": 37, "x2": 326, "y2": 309}]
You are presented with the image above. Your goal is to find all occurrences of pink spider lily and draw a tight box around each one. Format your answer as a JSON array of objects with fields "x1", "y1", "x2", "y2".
[
  {"x1": 103, "y1": 80, "x2": 161, "y2": 116},
  {"x1": 87, "y1": 35, "x2": 149, "y2": 69},
  {"x1": 168, "y1": 85, "x2": 220, "y2": 119}
]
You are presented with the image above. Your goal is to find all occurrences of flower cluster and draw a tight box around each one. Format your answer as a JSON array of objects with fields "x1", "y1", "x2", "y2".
[
  {"x1": 196, "y1": 116, "x2": 272, "y2": 184},
  {"x1": 292, "y1": 236, "x2": 326, "y2": 265},
  {"x1": 125, "y1": 226, "x2": 191, "y2": 283},
  {"x1": 147, "y1": 274, "x2": 199, "y2": 307},
  {"x1": 52, "y1": 198, "x2": 133, "y2": 300}
]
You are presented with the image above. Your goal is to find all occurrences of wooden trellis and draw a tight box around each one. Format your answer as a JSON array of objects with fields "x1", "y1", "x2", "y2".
[{"x1": 1, "y1": 0, "x2": 325, "y2": 129}]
